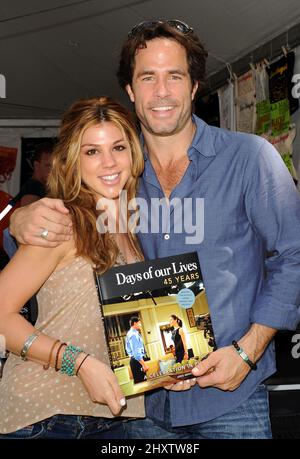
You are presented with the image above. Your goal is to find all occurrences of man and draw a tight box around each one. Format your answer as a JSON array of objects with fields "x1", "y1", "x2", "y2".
[
  {"x1": 125, "y1": 317, "x2": 149, "y2": 383},
  {"x1": 10, "y1": 20, "x2": 300, "y2": 438},
  {"x1": 3, "y1": 142, "x2": 53, "y2": 257},
  {"x1": 3, "y1": 142, "x2": 53, "y2": 323},
  {"x1": 19, "y1": 141, "x2": 53, "y2": 206}
]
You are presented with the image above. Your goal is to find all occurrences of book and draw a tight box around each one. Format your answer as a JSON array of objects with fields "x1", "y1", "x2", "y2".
[{"x1": 94, "y1": 251, "x2": 216, "y2": 397}]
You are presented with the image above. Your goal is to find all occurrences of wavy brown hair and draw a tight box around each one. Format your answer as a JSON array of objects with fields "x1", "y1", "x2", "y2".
[
  {"x1": 117, "y1": 21, "x2": 208, "y2": 93},
  {"x1": 48, "y1": 96, "x2": 144, "y2": 273}
]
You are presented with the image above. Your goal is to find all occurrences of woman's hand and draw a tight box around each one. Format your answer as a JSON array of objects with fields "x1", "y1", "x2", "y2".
[{"x1": 77, "y1": 355, "x2": 126, "y2": 416}]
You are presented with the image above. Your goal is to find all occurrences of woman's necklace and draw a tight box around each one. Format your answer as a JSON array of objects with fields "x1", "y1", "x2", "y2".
[
  {"x1": 117, "y1": 249, "x2": 127, "y2": 265},
  {"x1": 113, "y1": 234, "x2": 140, "y2": 265}
]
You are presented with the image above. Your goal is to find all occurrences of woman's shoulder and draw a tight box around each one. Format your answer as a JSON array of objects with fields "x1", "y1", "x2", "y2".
[{"x1": 18, "y1": 237, "x2": 76, "y2": 270}]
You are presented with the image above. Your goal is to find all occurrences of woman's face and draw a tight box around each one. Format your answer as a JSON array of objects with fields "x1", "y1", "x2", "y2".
[
  {"x1": 169, "y1": 316, "x2": 177, "y2": 326},
  {"x1": 80, "y1": 122, "x2": 132, "y2": 200}
]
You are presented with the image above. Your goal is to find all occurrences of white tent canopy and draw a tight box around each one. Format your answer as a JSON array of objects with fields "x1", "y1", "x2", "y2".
[{"x1": 1, "y1": 0, "x2": 300, "y2": 118}]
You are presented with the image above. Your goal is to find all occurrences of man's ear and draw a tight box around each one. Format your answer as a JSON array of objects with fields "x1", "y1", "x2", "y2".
[
  {"x1": 126, "y1": 84, "x2": 135, "y2": 103},
  {"x1": 191, "y1": 82, "x2": 199, "y2": 101}
]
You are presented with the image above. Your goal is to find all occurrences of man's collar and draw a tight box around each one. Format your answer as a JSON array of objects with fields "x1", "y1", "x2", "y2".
[
  {"x1": 139, "y1": 133, "x2": 148, "y2": 161},
  {"x1": 189, "y1": 114, "x2": 216, "y2": 158},
  {"x1": 139, "y1": 114, "x2": 216, "y2": 160}
]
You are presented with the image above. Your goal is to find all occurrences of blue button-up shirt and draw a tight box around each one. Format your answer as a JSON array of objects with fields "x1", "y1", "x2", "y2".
[
  {"x1": 137, "y1": 115, "x2": 300, "y2": 427},
  {"x1": 125, "y1": 328, "x2": 146, "y2": 361}
]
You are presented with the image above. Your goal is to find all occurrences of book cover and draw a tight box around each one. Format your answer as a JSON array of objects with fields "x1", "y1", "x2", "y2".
[{"x1": 94, "y1": 252, "x2": 216, "y2": 397}]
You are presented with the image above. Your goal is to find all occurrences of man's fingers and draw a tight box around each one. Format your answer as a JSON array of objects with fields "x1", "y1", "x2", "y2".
[
  {"x1": 23, "y1": 237, "x2": 62, "y2": 248},
  {"x1": 41, "y1": 207, "x2": 72, "y2": 228},
  {"x1": 37, "y1": 231, "x2": 72, "y2": 243},
  {"x1": 195, "y1": 370, "x2": 219, "y2": 388},
  {"x1": 19, "y1": 229, "x2": 71, "y2": 247},
  {"x1": 41, "y1": 198, "x2": 69, "y2": 214},
  {"x1": 9, "y1": 198, "x2": 73, "y2": 245},
  {"x1": 37, "y1": 220, "x2": 73, "y2": 237},
  {"x1": 192, "y1": 355, "x2": 215, "y2": 377}
]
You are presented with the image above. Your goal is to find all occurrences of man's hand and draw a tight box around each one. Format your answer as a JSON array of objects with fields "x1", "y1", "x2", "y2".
[
  {"x1": 10, "y1": 198, "x2": 73, "y2": 247},
  {"x1": 192, "y1": 323, "x2": 277, "y2": 391},
  {"x1": 191, "y1": 345, "x2": 250, "y2": 391}
]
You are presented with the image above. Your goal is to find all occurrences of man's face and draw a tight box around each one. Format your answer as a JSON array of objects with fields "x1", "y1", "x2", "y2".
[
  {"x1": 126, "y1": 38, "x2": 198, "y2": 137},
  {"x1": 34, "y1": 152, "x2": 52, "y2": 185},
  {"x1": 133, "y1": 320, "x2": 142, "y2": 330}
]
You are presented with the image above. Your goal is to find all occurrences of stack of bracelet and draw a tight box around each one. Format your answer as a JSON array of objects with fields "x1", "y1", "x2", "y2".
[
  {"x1": 43, "y1": 339, "x2": 60, "y2": 370},
  {"x1": 60, "y1": 344, "x2": 83, "y2": 377},
  {"x1": 20, "y1": 331, "x2": 41, "y2": 361},
  {"x1": 19, "y1": 335, "x2": 88, "y2": 376}
]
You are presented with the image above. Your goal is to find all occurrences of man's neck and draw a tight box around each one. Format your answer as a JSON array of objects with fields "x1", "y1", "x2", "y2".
[
  {"x1": 142, "y1": 118, "x2": 196, "y2": 168},
  {"x1": 32, "y1": 173, "x2": 43, "y2": 185}
]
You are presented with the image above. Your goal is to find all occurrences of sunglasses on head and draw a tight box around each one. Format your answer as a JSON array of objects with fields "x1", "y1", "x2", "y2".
[{"x1": 128, "y1": 20, "x2": 193, "y2": 38}]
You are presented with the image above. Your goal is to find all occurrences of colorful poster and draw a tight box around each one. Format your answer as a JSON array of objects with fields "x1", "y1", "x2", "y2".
[
  {"x1": 218, "y1": 82, "x2": 235, "y2": 131},
  {"x1": 235, "y1": 70, "x2": 256, "y2": 133},
  {"x1": 256, "y1": 99, "x2": 271, "y2": 135},
  {"x1": 268, "y1": 52, "x2": 299, "y2": 115},
  {"x1": 270, "y1": 99, "x2": 290, "y2": 136},
  {"x1": 0, "y1": 136, "x2": 20, "y2": 197},
  {"x1": 262, "y1": 126, "x2": 297, "y2": 180},
  {"x1": 0, "y1": 146, "x2": 18, "y2": 184}
]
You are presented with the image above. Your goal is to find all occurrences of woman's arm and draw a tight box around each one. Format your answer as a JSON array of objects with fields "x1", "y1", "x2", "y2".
[
  {"x1": 179, "y1": 328, "x2": 189, "y2": 357},
  {"x1": 0, "y1": 243, "x2": 126, "y2": 414},
  {"x1": 0, "y1": 242, "x2": 71, "y2": 362}
]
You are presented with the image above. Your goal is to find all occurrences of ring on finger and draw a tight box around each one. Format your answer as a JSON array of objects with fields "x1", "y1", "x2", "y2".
[{"x1": 40, "y1": 229, "x2": 49, "y2": 239}]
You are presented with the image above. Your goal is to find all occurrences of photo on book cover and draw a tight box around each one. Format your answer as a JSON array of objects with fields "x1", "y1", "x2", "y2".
[{"x1": 94, "y1": 252, "x2": 216, "y2": 397}]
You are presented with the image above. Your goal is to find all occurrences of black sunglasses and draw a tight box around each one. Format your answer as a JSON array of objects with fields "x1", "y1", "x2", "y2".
[{"x1": 128, "y1": 20, "x2": 193, "y2": 38}]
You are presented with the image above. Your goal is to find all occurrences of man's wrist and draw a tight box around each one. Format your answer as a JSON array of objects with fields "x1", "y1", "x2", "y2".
[
  {"x1": 237, "y1": 323, "x2": 277, "y2": 364},
  {"x1": 232, "y1": 340, "x2": 257, "y2": 370},
  {"x1": 9, "y1": 209, "x2": 19, "y2": 238}
]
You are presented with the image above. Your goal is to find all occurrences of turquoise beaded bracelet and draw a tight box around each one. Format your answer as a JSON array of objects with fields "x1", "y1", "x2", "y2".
[
  {"x1": 232, "y1": 340, "x2": 257, "y2": 371},
  {"x1": 60, "y1": 344, "x2": 83, "y2": 376}
]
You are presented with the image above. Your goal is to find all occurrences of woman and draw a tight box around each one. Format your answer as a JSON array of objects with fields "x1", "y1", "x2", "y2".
[
  {"x1": 169, "y1": 315, "x2": 189, "y2": 363},
  {"x1": 0, "y1": 97, "x2": 145, "y2": 439}
]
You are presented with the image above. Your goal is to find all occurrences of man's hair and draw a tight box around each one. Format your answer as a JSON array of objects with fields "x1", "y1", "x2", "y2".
[
  {"x1": 33, "y1": 141, "x2": 55, "y2": 163},
  {"x1": 130, "y1": 316, "x2": 140, "y2": 326},
  {"x1": 117, "y1": 21, "x2": 208, "y2": 93}
]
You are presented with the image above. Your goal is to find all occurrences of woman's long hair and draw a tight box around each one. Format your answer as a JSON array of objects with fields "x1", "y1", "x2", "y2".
[{"x1": 48, "y1": 96, "x2": 144, "y2": 273}]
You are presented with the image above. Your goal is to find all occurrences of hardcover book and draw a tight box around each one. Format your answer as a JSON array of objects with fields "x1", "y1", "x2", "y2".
[{"x1": 94, "y1": 252, "x2": 216, "y2": 397}]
